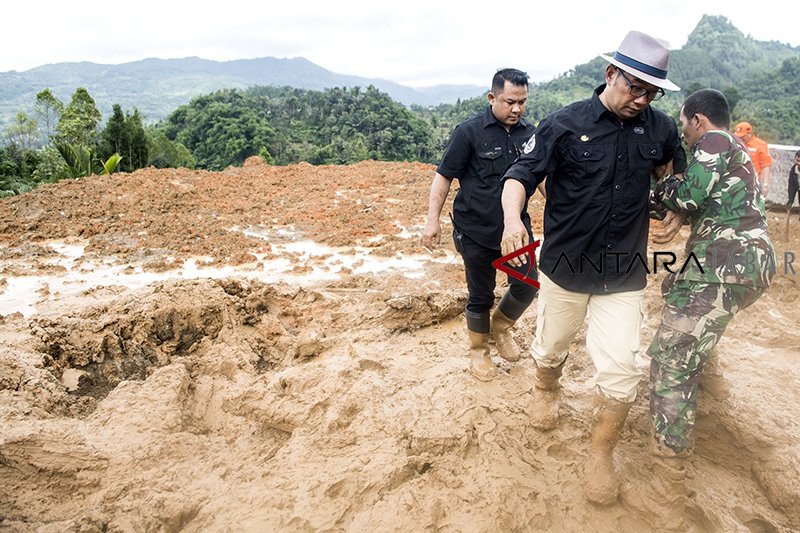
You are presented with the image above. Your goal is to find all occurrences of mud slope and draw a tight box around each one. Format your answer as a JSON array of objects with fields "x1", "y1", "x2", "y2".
[{"x1": 0, "y1": 160, "x2": 798, "y2": 532}]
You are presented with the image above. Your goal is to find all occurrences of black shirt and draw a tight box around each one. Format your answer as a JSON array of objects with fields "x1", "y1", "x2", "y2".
[
  {"x1": 437, "y1": 106, "x2": 535, "y2": 249},
  {"x1": 503, "y1": 85, "x2": 687, "y2": 294}
]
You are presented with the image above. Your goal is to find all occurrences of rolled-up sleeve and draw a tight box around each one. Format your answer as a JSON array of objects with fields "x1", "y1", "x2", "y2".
[
  {"x1": 656, "y1": 139, "x2": 720, "y2": 212},
  {"x1": 757, "y1": 143, "x2": 773, "y2": 170},
  {"x1": 664, "y1": 121, "x2": 687, "y2": 174},
  {"x1": 437, "y1": 125, "x2": 470, "y2": 179},
  {"x1": 502, "y1": 122, "x2": 552, "y2": 197}
]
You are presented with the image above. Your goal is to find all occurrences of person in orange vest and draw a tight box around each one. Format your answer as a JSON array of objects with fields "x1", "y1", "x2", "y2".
[{"x1": 734, "y1": 121, "x2": 773, "y2": 194}]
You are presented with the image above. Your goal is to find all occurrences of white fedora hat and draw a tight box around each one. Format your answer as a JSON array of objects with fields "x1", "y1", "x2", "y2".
[{"x1": 600, "y1": 30, "x2": 680, "y2": 92}]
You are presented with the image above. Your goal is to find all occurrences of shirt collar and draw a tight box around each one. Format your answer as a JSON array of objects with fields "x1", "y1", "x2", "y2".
[
  {"x1": 591, "y1": 84, "x2": 649, "y2": 125},
  {"x1": 482, "y1": 105, "x2": 530, "y2": 130}
]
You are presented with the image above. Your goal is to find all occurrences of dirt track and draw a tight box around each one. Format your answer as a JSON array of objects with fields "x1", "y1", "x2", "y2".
[{"x1": 0, "y1": 159, "x2": 798, "y2": 532}]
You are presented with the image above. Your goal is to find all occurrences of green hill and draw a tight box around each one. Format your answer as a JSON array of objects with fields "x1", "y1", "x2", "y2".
[
  {"x1": 445, "y1": 15, "x2": 800, "y2": 144},
  {"x1": 0, "y1": 56, "x2": 484, "y2": 129},
  {"x1": 3, "y1": 13, "x2": 800, "y2": 197}
]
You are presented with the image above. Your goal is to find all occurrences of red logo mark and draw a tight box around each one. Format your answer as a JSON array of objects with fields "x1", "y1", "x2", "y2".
[{"x1": 492, "y1": 241, "x2": 541, "y2": 289}]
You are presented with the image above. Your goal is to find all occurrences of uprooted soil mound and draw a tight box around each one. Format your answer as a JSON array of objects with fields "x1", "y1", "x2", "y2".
[
  {"x1": 0, "y1": 161, "x2": 798, "y2": 532},
  {"x1": 0, "y1": 161, "x2": 444, "y2": 266}
]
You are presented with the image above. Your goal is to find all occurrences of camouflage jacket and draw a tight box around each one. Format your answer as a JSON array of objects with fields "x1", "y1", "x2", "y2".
[{"x1": 654, "y1": 130, "x2": 775, "y2": 287}]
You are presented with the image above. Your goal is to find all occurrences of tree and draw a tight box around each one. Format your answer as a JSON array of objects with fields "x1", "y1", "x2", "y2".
[
  {"x1": 4, "y1": 112, "x2": 39, "y2": 153},
  {"x1": 684, "y1": 81, "x2": 705, "y2": 97},
  {"x1": 0, "y1": 146, "x2": 26, "y2": 197},
  {"x1": 165, "y1": 90, "x2": 275, "y2": 170},
  {"x1": 34, "y1": 89, "x2": 64, "y2": 144},
  {"x1": 101, "y1": 104, "x2": 127, "y2": 159},
  {"x1": 31, "y1": 146, "x2": 70, "y2": 183},
  {"x1": 125, "y1": 109, "x2": 148, "y2": 170},
  {"x1": 56, "y1": 87, "x2": 102, "y2": 146},
  {"x1": 100, "y1": 105, "x2": 149, "y2": 172},
  {"x1": 257, "y1": 146, "x2": 275, "y2": 165},
  {"x1": 3, "y1": 112, "x2": 40, "y2": 181},
  {"x1": 54, "y1": 141, "x2": 95, "y2": 178},
  {"x1": 54, "y1": 140, "x2": 121, "y2": 178},
  {"x1": 722, "y1": 86, "x2": 741, "y2": 114},
  {"x1": 145, "y1": 127, "x2": 196, "y2": 169}
]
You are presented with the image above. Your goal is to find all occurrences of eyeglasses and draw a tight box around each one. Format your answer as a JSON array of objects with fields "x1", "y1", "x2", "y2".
[{"x1": 617, "y1": 69, "x2": 665, "y2": 101}]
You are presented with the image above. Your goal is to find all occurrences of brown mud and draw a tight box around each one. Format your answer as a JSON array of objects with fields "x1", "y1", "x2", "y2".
[{"x1": 0, "y1": 159, "x2": 798, "y2": 532}]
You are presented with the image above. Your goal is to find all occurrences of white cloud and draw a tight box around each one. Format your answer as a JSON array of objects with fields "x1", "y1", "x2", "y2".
[{"x1": 2, "y1": 1, "x2": 797, "y2": 86}]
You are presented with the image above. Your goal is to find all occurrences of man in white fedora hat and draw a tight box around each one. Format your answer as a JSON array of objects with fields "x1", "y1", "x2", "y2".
[{"x1": 499, "y1": 30, "x2": 686, "y2": 505}]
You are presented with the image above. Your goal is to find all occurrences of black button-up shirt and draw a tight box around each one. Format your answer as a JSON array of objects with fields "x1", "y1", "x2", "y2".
[
  {"x1": 503, "y1": 85, "x2": 687, "y2": 294},
  {"x1": 438, "y1": 106, "x2": 535, "y2": 249}
]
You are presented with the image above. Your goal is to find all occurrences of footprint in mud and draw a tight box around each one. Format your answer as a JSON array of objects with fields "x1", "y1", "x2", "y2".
[
  {"x1": 358, "y1": 359, "x2": 386, "y2": 372},
  {"x1": 545, "y1": 440, "x2": 581, "y2": 464}
]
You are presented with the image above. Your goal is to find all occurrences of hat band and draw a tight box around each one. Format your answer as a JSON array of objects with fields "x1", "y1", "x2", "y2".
[{"x1": 614, "y1": 52, "x2": 667, "y2": 79}]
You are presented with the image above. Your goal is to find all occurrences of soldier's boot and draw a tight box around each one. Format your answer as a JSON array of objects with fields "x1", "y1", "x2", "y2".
[
  {"x1": 529, "y1": 359, "x2": 565, "y2": 430},
  {"x1": 466, "y1": 310, "x2": 494, "y2": 381},
  {"x1": 490, "y1": 293, "x2": 530, "y2": 362},
  {"x1": 584, "y1": 393, "x2": 633, "y2": 505},
  {"x1": 624, "y1": 442, "x2": 693, "y2": 532}
]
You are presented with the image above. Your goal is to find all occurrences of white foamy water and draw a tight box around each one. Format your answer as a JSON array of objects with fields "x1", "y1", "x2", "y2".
[{"x1": 0, "y1": 238, "x2": 457, "y2": 317}]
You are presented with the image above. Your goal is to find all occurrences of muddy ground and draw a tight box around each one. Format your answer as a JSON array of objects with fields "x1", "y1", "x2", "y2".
[{"x1": 0, "y1": 159, "x2": 798, "y2": 532}]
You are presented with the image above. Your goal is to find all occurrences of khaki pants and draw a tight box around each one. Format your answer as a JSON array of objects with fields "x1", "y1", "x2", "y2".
[{"x1": 531, "y1": 273, "x2": 644, "y2": 402}]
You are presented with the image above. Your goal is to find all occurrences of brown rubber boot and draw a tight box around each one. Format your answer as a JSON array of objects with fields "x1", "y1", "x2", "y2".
[
  {"x1": 490, "y1": 308, "x2": 521, "y2": 362},
  {"x1": 466, "y1": 310, "x2": 494, "y2": 381},
  {"x1": 624, "y1": 442, "x2": 693, "y2": 531},
  {"x1": 468, "y1": 330, "x2": 495, "y2": 381},
  {"x1": 584, "y1": 393, "x2": 633, "y2": 505},
  {"x1": 529, "y1": 361, "x2": 564, "y2": 429}
]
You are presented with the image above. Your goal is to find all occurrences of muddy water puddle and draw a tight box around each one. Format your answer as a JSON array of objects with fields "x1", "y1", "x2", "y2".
[{"x1": 0, "y1": 239, "x2": 458, "y2": 317}]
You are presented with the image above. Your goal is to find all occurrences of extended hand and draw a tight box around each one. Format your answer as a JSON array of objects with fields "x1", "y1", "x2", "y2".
[
  {"x1": 501, "y1": 219, "x2": 529, "y2": 267},
  {"x1": 652, "y1": 210, "x2": 685, "y2": 244},
  {"x1": 420, "y1": 219, "x2": 441, "y2": 251}
]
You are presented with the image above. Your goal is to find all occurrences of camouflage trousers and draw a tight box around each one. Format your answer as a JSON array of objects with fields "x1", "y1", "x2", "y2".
[{"x1": 647, "y1": 278, "x2": 763, "y2": 454}]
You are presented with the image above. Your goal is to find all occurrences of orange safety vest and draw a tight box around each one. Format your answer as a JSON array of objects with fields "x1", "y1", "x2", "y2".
[{"x1": 744, "y1": 135, "x2": 773, "y2": 175}]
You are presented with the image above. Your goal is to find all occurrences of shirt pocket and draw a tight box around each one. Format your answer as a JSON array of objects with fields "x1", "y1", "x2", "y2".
[
  {"x1": 563, "y1": 145, "x2": 608, "y2": 182},
  {"x1": 637, "y1": 143, "x2": 663, "y2": 164},
  {"x1": 476, "y1": 146, "x2": 505, "y2": 177},
  {"x1": 635, "y1": 143, "x2": 664, "y2": 195}
]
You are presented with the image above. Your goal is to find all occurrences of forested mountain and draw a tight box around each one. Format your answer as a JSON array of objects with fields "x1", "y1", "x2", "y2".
[
  {"x1": 3, "y1": 15, "x2": 800, "y2": 197},
  {"x1": 674, "y1": 14, "x2": 799, "y2": 85},
  {"x1": 0, "y1": 56, "x2": 484, "y2": 129},
  {"x1": 516, "y1": 15, "x2": 800, "y2": 143},
  {"x1": 163, "y1": 86, "x2": 435, "y2": 170}
]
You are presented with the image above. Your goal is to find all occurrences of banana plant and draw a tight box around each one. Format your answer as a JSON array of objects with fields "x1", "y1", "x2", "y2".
[
  {"x1": 54, "y1": 140, "x2": 122, "y2": 178},
  {"x1": 100, "y1": 153, "x2": 122, "y2": 175}
]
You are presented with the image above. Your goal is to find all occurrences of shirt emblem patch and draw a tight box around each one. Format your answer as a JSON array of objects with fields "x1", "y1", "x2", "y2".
[
  {"x1": 634, "y1": 127, "x2": 645, "y2": 135},
  {"x1": 523, "y1": 134, "x2": 536, "y2": 154}
]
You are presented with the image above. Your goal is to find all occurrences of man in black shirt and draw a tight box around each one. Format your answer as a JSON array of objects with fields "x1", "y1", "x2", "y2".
[
  {"x1": 788, "y1": 149, "x2": 800, "y2": 213},
  {"x1": 421, "y1": 68, "x2": 541, "y2": 381},
  {"x1": 501, "y1": 31, "x2": 687, "y2": 505}
]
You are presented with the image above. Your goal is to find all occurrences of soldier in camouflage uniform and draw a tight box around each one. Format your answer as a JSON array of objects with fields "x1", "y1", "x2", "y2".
[
  {"x1": 640, "y1": 89, "x2": 775, "y2": 520},
  {"x1": 650, "y1": 88, "x2": 775, "y2": 455}
]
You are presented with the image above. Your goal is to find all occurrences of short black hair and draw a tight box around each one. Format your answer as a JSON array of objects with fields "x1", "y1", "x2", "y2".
[
  {"x1": 492, "y1": 68, "x2": 529, "y2": 94},
  {"x1": 683, "y1": 89, "x2": 730, "y2": 129},
  {"x1": 795, "y1": 149, "x2": 800, "y2": 157}
]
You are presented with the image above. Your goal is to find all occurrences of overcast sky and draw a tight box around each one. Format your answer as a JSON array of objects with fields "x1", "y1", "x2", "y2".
[{"x1": 2, "y1": 1, "x2": 797, "y2": 87}]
